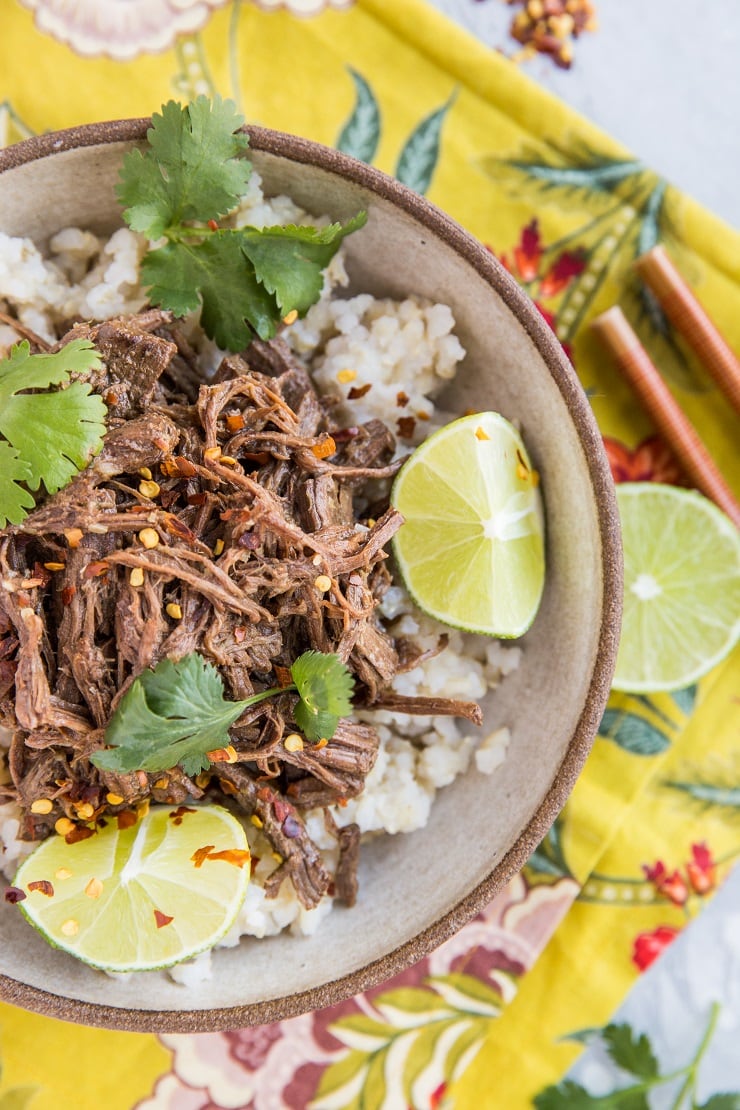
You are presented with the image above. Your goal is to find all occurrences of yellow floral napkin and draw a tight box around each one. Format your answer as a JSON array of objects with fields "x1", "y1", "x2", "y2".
[{"x1": 1, "y1": 2, "x2": 738, "y2": 1107}]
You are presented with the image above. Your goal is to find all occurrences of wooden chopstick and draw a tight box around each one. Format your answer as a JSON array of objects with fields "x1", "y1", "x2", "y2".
[
  {"x1": 635, "y1": 245, "x2": 740, "y2": 416},
  {"x1": 591, "y1": 306, "x2": 740, "y2": 528}
]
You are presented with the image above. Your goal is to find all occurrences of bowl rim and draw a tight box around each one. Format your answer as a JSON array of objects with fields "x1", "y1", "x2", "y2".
[{"x1": 0, "y1": 118, "x2": 623, "y2": 1032}]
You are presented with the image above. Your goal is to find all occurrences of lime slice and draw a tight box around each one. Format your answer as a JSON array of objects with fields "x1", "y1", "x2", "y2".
[
  {"x1": 390, "y1": 411, "x2": 545, "y2": 637},
  {"x1": 13, "y1": 804, "x2": 250, "y2": 972},
  {"x1": 614, "y1": 483, "x2": 740, "y2": 692}
]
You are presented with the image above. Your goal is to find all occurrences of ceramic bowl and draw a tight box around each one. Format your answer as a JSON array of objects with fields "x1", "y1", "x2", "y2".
[{"x1": 0, "y1": 120, "x2": 622, "y2": 1031}]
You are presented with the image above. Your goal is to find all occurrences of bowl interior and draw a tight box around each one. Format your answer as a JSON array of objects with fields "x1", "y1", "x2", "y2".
[{"x1": 0, "y1": 127, "x2": 621, "y2": 1030}]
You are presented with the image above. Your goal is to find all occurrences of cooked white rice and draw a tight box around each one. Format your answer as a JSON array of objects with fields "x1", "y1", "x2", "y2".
[{"x1": 0, "y1": 169, "x2": 519, "y2": 977}]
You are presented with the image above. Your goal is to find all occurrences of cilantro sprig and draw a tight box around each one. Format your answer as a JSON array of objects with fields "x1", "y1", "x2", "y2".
[
  {"x1": 0, "y1": 339, "x2": 107, "y2": 527},
  {"x1": 117, "y1": 96, "x2": 367, "y2": 350},
  {"x1": 91, "y1": 650, "x2": 355, "y2": 777}
]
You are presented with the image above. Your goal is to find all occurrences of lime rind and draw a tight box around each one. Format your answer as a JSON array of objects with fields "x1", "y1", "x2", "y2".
[
  {"x1": 14, "y1": 804, "x2": 250, "y2": 973},
  {"x1": 612, "y1": 483, "x2": 740, "y2": 693},
  {"x1": 391, "y1": 412, "x2": 545, "y2": 639}
]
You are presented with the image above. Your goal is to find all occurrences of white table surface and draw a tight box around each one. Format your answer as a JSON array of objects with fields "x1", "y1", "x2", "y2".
[{"x1": 430, "y1": 0, "x2": 740, "y2": 230}]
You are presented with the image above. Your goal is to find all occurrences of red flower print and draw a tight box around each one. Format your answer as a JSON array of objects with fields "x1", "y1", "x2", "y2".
[
  {"x1": 632, "y1": 925, "x2": 680, "y2": 972},
  {"x1": 642, "y1": 859, "x2": 689, "y2": 906},
  {"x1": 430, "y1": 1081, "x2": 448, "y2": 1108},
  {"x1": 539, "y1": 250, "x2": 586, "y2": 298},
  {"x1": 492, "y1": 218, "x2": 589, "y2": 366},
  {"x1": 603, "y1": 434, "x2": 686, "y2": 485},
  {"x1": 512, "y1": 219, "x2": 542, "y2": 282},
  {"x1": 686, "y1": 842, "x2": 717, "y2": 895}
]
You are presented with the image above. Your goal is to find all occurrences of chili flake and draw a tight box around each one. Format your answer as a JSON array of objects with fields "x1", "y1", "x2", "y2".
[
  {"x1": 129, "y1": 567, "x2": 145, "y2": 588},
  {"x1": 55, "y1": 867, "x2": 73, "y2": 880},
  {"x1": 43, "y1": 561, "x2": 65, "y2": 572},
  {"x1": 61, "y1": 585, "x2": 76, "y2": 606},
  {"x1": 311, "y1": 435, "x2": 336, "y2": 460},
  {"x1": 154, "y1": 909, "x2": 174, "y2": 928},
  {"x1": 117, "y1": 810, "x2": 138, "y2": 830},
  {"x1": 204, "y1": 848, "x2": 251, "y2": 868},
  {"x1": 54, "y1": 817, "x2": 75, "y2": 837},
  {"x1": 64, "y1": 527, "x2": 84, "y2": 548},
  {"x1": 30, "y1": 798, "x2": 53, "y2": 815},
  {"x1": 4, "y1": 886, "x2": 26, "y2": 904},
  {"x1": 138, "y1": 527, "x2": 160, "y2": 550},
  {"x1": 347, "y1": 383, "x2": 372, "y2": 400},
  {"x1": 85, "y1": 877, "x2": 103, "y2": 899},
  {"x1": 105, "y1": 792, "x2": 124, "y2": 806},
  {"x1": 66, "y1": 825, "x2": 95, "y2": 844},
  {"x1": 206, "y1": 745, "x2": 238, "y2": 763},
  {"x1": 166, "y1": 602, "x2": 183, "y2": 620},
  {"x1": 138, "y1": 479, "x2": 161, "y2": 499},
  {"x1": 282, "y1": 309, "x2": 298, "y2": 326},
  {"x1": 191, "y1": 844, "x2": 216, "y2": 868},
  {"x1": 169, "y1": 805, "x2": 197, "y2": 826},
  {"x1": 28, "y1": 880, "x2": 54, "y2": 897},
  {"x1": 337, "y1": 368, "x2": 357, "y2": 384},
  {"x1": 396, "y1": 416, "x2": 416, "y2": 440},
  {"x1": 396, "y1": 391, "x2": 410, "y2": 407},
  {"x1": 61, "y1": 919, "x2": 79, "y2": 937},
  {"x1": 475, "y1": 426, "x2": 490, "y2": 442},
  {"x1": 225, "y1": 413, "x2": 245, "y2": 433},
  {"x1": 283, "y1": 733, "x2": 304, "y2": 753}
]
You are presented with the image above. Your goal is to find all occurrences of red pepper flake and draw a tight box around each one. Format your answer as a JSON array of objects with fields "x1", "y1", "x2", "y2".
[
  {"x1": 220, "y1": 779, "x2": 237, "y2": 796},
  {"x1": 204, "y1": 848, "x2": 251, "y2": 868},
  {"x1": 331, "y1": 426, "x2": 360, "y2": 443},
  {"x1": 83, "y1": 560, "x2": 109, "y2": 579},
  {"x1": 174, "y1": 456, "x2": 198, "y2": 478},
  {"x1": 105, "y1": 390, "x2": 119, "y2": 406},
  {"x1": 396, "y1": 416, "x2": 416, "y2": 440},
  {"x1": 5, "y1": 886, "x2": 26, "y2": 904},
  {"x1": 257, "y1": 786, "x2": 273, "y2": 802},
  {"x1": 191, "y1": 844, "x2": 216, "y2": 868},
  {"x1": 28, "y1": 879, "x2": 55, "y2": 897},
  {"x1": 33, "y1": 561, "x2": 53, "y2": 587},
  {"x1": 272, "y1": 799, "x2": 290, "y2": 822},
  {"x1": 336, "y1": 797, "x2": 348, "y2": 808},
  {"x1": 187, "y1": 493, "x2": 208, "y2": 507},
  {"x1": 65, "y1": 825, "x2": 95, "y2": 844},
  {"x1": 154, "y1": 909, "x2": 174, "y2": 928},
  {"x1": 348, "y1": 383, "x2": 372, "y2": 401},
  {"x1": 225, "y1": 413, "x2": 245, "y2": 433},
  {"x1": 234, "y1": 625, "x2": 247, "y2": 644},
  {"x1": 282, "y1": 815, "x2": 301, "y2": 839},
  {"x1": 61, "y1": 585, "x2": 77, "y2": 607},
  {"x1": 241, "y1": 451, "x2": 271, "y2": 465},
  {"x1": 250, "y1": 855, "x2": 261, "y2": 876},
  {"x1": 311, "y1": 435, "x2": 336, "y2": 460},
  {"x1": 117, "y1": 810, "x2": 138, "y2": 830},
  {"x1": 169, "y1": 805, "x2": 197, "y2": 826},
  {"x1": 274, "y1": 664, "x2": 292, "y2": 688},
  {"x1": 164, "y1": 514, "x2": 198, "y2": 546},
  {"x1": 207, "y1": 219, "x2": 219, "y2": 232},
  {"x1": 396, "y1": 390, "x2": 410, "y2": 408}
]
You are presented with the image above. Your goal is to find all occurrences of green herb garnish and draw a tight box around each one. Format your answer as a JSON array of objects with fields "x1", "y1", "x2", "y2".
[
  {"x1": 0, "y1": 339, "x2": 107, "y2": 527},
  {"x1": 91, "y1": 650, "x2": 355, "y2": 776},
  {"x1": 117, "y1": 96, "x2": 367, "y2": 350}
]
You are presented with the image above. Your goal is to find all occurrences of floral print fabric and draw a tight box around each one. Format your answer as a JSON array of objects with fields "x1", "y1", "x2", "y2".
[{"x1": 0, "y1": 1, "x2": 739, "y2": 1108}]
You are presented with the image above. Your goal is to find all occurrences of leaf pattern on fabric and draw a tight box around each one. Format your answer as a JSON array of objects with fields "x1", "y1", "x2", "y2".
[
  {"x1": 0, "y1": 100, "x2": 35, "y2": 148},
  {"x1": 480, "y1": 140, "x2": 706, "y2": 388},
  {"x1": 336, "y1": 68, "x2": 381, "y2": 163},
  {"x1": 312, "y1": 974, "x2": 501, "y2": 1109},
  {"x1": 395, "y1": 91, "x2": 456, "y2": 195},
  {"x1": 597, "y1": 688, "x2": 696, "y2": 757}
]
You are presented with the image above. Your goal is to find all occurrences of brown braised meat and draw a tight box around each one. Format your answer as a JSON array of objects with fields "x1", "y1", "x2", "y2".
[{"x1": 0, "y1": 315, "x2": 481, "y2": 909}]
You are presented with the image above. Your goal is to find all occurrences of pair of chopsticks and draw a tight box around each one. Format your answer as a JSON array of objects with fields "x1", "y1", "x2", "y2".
[{"x1": 592, "y1": 246, "x2": 740, "y2": 529}]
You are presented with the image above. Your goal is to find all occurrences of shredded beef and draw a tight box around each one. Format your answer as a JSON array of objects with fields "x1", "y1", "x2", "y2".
[{"x1": 0, "y1": 315, "x2": 483, "y2": 908}]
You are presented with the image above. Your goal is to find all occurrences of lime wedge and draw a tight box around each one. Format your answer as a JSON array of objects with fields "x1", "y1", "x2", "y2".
[
  {"x1": 390, "y1": 412, "x2": 545, "y2": 637},
  {"x1": 13, "y1": 804, "x2": 250, "y2": 972},
  {"x1": 614, "y1": 483, "x2": 740, "y2": 692}
]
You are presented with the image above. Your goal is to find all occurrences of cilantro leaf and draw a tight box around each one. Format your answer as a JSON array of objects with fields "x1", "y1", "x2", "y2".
[
  {"x1": 0, "y1": 340, "x2": 107, "y2": 523},
  {"x1": 697, "y1": 1097, "x2": 740, "y2": 1110},
  {"x1": 0, "y1": 440, "x2": 34, "y2": 527},
  {"x1": 91, "y1": 655, "x2": 247, "y2": 777},
  {"x1": 291, "y1": 650, "x2": 355, "y2": 741},
  {"x1": 240, "y1": 214, "x2": 367, "y2": 315},
  {"x1": 141, "y1": 233, "x2": 279, "y2": 348},
  {"x1": 118, "y1": 96, "x2": 366, "y2": 350},
  {"x1": 92, "y1": 650, "x2": 355, "y2": 774},
  {"x1": 602, "y1": 1024, "x2": 659, "y2": 1080},
  {"x1": 117, "y1": 96, "x2": 251, "y2": 239},
  {"x1": 534, "y1": 1082, "x2": 649, "y2": 1109}
]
